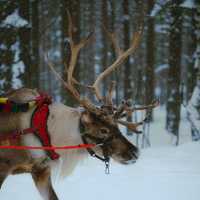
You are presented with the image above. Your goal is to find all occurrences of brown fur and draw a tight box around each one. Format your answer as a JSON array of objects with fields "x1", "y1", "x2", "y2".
[
  {"x1": 32, "y1": 166, "x2": 58, "y2": 200},
  {"x1": 81, "y1": 112, "x2": 139, "y2": 164},
  {"x1": 0, "y1": 88, "x2": 39, "y2": 132}
]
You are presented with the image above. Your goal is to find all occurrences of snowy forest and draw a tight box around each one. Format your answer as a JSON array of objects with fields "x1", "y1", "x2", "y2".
[
  {"x1": 1, "y1": 0, "x2": 199, "y2": 145},
  {"x1": 0, "y1": 1, "x2": 200, "y2": 200}
]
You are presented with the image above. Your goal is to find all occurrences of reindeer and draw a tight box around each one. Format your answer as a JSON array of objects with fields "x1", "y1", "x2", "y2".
[{"x1": 0, "y1": 14, "x2": 157, "y2": 200}]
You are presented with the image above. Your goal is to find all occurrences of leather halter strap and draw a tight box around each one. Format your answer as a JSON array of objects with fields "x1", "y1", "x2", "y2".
[{"x1": 79, "y1": 117, "x2": 111, "y2": 173}]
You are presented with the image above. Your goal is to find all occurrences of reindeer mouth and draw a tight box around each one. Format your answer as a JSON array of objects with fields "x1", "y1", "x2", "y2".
[
  {"x1": 113, "y1": 148, "x2": 139, "y2": 165},
  {"x1": 119, "y1": 154, "x2": 138, "y2": 165},
  {"x1": 120, "y1": 159, "x2": 137, "y2": 165}
]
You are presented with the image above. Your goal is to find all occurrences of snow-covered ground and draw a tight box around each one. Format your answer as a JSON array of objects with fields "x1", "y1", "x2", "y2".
[{"x1": 0, "y1": 107, "x2": 200, "y2": 200}]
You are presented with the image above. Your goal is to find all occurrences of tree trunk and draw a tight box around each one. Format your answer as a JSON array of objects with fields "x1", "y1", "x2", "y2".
[
  {"x1": 166, "y1": 1, "x2": 182, "y2": 145},
  {"x1": 123, "y1": 0, "x2": 132, "y2": 135},
  {"x1": 145, "y1": 0, "x2": 155, "y2": 121},
  {"x1": 18, "y1": 0, "x2": 31, "y2": 87},
  {"x1": 101, "y1": 0, "x2": 109, "y2": 97},
  {"x1": 0, "y1": 1, "x2": 18, "y2": 93},
  {"x1": 194, "y1": 1, "x2": 200, "y2": 76},
  {"x1": 81, "y1": 0, "x2": 95, "y2": 101},
  {"x1": 31, "y1": 0, "x2": 39, "y2": 89}
]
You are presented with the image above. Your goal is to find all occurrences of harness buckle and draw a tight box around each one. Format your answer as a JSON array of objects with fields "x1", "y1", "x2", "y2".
[{"x1": 105, "y1": 160, "x2": 110, "y2": 174}]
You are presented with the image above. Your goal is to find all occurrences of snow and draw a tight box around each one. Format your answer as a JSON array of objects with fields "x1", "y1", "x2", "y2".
[
  {"x1": 150, "y1": 0, "x2": 170, "y2": 17},
  {"x1": 12, "y1": 61, "x2": 25, "y2": 88},
  {"x1": 155, "y1": 64, "x2": 169, "y2": 73},
  {"x1": 122, "y1": 14, "x2": 130, "y2": 21},
  {"x1": 151, "y1": 0, "x2": 196, "y2": 17},
  {"x1": 187, "y1": 85, "x2": 200, "y2": 139},
  {"x1": 150, "y1": 3, "x2": 162, "y2": 17},
  {"x1": 57, "y1": 142, "x2": 200, "y2": 200},
  {"x1": 1, "y1": 143, "x2": 199, "y2": 200},
  {"x1": 194, "y1": 46, "x2": 200, "y2": 69},
  {"x1": 0, "y1": 79, "x2": 5, "y2": 88},
  {"x1": 0, "y1": 44, "x2": 7, "y2": 50},
  {"x1": 0, "y1": 9, "x2": 28, "y2": 28},
  {"x1": 180, "y1": 0, "x2": 196, "y2": 9},
  {"x1": 155, "y1": 24, "x2": 169, "y2": 34},
  {"x1": 0, "y1": 107, "x2": 199, "y2": 200},
  {"x1": 11, "y1": 41, "x2": 25, "y2": 88}
]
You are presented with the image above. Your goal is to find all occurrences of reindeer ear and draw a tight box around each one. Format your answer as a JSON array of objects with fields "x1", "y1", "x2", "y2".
[{"x1": 81, "y1": 113, "x2": 93, "y2": 125}]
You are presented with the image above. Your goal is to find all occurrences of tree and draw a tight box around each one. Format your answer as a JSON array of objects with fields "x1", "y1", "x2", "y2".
[
  {"x1": 0, "y1": 1, "x2": 19, "y2": 94},
  {"x1": 101, "y1": 0, "x2": 109, "y2": 97},
  {"x1": 145, "y1": 0, "x2": 155, "y2": 120},
  {"x1": 193, "y1": 1, "x2": 200, "y2": 79},
  {"x1": 30, "y1": 0, "x2": 39, "y2": 88},
  {"x1": 80, "y1": 0, "x2": 95, "y2": 101},
  {"x1": 18, "y1": 0, "x2": 31, "y2": 87},
  {"x1": 122, "y1": 0, "x2": 132, "y2": 135},
  {"x1": 166, "y1": 1, "x2": 183, "y2": 145},
  {"x1": 186, "y1": 0, "x2": 200, "y2": 141}
]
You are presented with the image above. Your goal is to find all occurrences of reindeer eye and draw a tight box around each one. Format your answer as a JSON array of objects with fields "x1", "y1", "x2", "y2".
[{"x1": 100, "y1": 128, "x2": 109, "y2": 134}]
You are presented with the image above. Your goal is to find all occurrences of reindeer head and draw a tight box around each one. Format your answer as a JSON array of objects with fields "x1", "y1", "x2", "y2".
[
  {"x1": 80, "y1": 110, "x2": 139, "y2": 164},
  {"x1": 47, "y1": 12, "x2": 158, "y2": 165}
]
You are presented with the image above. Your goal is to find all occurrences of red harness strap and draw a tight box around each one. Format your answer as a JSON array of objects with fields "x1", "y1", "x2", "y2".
[{"x1": 31, "y1": 103, "x2": 60, "y2": 160}]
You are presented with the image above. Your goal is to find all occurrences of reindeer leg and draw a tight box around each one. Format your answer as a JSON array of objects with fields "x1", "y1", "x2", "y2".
[
  {"x1": 0, "y1": 174, "x2": 7, "y2": 189},
  {"x1": 31, "y1": 166, "x2": 58, "y2": 200},
  {"x1": 0, "y1": 160, "x2": 10, "y2": 189}
]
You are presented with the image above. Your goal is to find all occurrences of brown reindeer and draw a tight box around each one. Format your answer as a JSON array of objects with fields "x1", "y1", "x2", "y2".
[{"x1": 0, "y1": 14, "x2": 157, "y2": 200}]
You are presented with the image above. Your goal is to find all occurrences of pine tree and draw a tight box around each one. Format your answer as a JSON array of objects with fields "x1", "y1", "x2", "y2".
[
  {"x1": 18, "y1": 0, "x2": 31, "y2": 87},
  {"x1": 0, "y1": 1, "x2": 18, "y2": 93},
  {"x1": 30, "y1": 0, "x2": 39, "y2": 89}
]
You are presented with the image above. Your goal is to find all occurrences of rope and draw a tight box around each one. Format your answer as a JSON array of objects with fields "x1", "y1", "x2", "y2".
[{"x1": 0, "y1": 143, "x2": 96, "y2": 150}]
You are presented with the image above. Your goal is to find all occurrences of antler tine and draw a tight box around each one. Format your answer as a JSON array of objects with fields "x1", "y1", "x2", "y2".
[
  {"x1": 66, "y1": 11, "x2": 93, "y2": 89},
  {"x1": 66, "y1": 11, "x2": 95, "y2": 106},
  {"x1": 113, "y1": 99, "x2": 132, "y2": 119},
  {"x1": 114, "y1": 99, "x2": 159, "y2": 120},
  {"x1": 46, "y1": 55, "x2": 81, "y2": 102},
  {"x1": 47, "y1": 59, "x2": 98, "y2": 111},
  {"x1": 47, "y1": 11, "x2": 94, "y2": 108},
  {"x1": 66, "y1": 10, "x2": 73, "y2": 46},
  {"x1": 131, "y1": 99, "x2": 159, "y2": 112},
  {"x1": 100, "y1": 81, "x2": 117, "y2": 114},
  {"x1": 91, "y1": 26, "x2": 143, "y2": 102},
  {"x1": 106, "y1": 81, "x2": 116, "y2": 106},
  {"x1": 102, "y1": 25, "x2": 123, "y2": 56},
  {"x1": 117, "y1": 119, "x2": 143, "y2": 134}
]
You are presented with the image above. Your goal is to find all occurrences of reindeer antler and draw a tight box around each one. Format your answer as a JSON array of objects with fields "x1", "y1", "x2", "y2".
[
  {"x1": 46, "y1": 11, "x2": 97, "y2": 110},
  {"x1": 114, "y1": 100, "x2": 159, "y2": 133},
  {"x1": 46, "y1": 12, "x2": 159, "y2": 133},
  {"x1": 90, "y1": 26, "x2": 143, "y2": 101}
]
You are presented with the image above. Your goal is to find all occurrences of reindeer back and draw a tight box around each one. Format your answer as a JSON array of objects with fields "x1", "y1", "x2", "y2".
[{"x1": 0, "y1": 88, "x2": 39, "y2": 132}]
